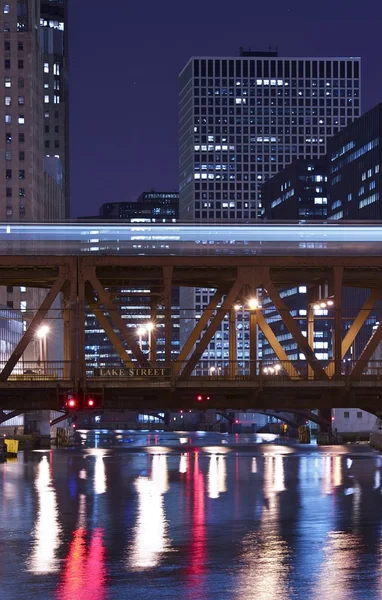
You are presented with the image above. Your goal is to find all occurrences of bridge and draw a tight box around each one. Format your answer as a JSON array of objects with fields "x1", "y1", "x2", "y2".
[{"x1": 0, "y1": 223, "x2": 381, "y2": 419}]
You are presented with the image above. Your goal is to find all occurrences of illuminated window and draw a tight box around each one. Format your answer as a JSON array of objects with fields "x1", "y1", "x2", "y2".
[
  {"x1": 4, "y1": 77, "x2": 11, "y2": 88},
  {"x1": 44, "y1": 63, "x2": 49, "y2": 73},
  {"x1": 18, "y1": 114, "x2": 24, "y2": 124},
  {"x1": 3, "y1": 4, "x2": 10, "y2": 13},
  {"x1": 4, "y1": 95, "x2": 11, "y2": 105}
]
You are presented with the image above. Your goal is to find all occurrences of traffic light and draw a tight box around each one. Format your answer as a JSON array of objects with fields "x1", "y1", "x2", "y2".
[
  {"x1": 196, "y1": 394, "x2": 211, "y2": 402},
  {"x1": 65, "y1": 395, "x2": 78, "y2": 410},
  {"x1": 85, "y1": 396, "x2": 97, "y2": 409}
]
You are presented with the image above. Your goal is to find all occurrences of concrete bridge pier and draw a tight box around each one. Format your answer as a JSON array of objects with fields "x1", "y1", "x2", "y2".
[{"x1": 24, "y1": 410, "x2": 51, "y2": 448}]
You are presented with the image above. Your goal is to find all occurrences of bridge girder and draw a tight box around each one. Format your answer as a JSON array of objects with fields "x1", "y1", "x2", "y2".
[{"x1": 0, "y1": 254, "x2": 380, "y2": 414}]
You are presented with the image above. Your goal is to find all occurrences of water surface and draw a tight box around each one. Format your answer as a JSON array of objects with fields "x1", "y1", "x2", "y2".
[{"x1": 1, "y1": 431, "x2": 382, "y2": 599}]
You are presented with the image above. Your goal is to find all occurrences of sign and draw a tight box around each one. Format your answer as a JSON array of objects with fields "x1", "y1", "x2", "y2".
[{"x1": 93, "y1": 367, "x2": 171, "y2": 378}]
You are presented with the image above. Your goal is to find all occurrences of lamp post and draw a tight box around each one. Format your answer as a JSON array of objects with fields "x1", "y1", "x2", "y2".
[
  {"x1": 37, "y1": 325, "x2": 49, "y2": 374},
  {"x1": 137, "y1": 322, "x2": 156, "y2": 360},
  {"x1": 248, "y1": 297, "x2": 261, "y2": 377},
  {"x1": 307, "y1": 297, "x2": 334, "y2": 378}
]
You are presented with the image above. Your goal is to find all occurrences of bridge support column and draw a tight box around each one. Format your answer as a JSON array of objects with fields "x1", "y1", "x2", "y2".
[
  {"x1": 150, "y1": 303, "x2": 157, "y2": 363},
  {"x1": 229, "y1": 307, "x2": 237, "y2": 378},
  {"x1": 77, "y1": 271, "x2": 86, "y2": 386},
  {"x1": 163, "y1": 267, "x2": 173, "y2": 366},
  {"x1": 333, "y1": 267, "x2": 343, "y2": 378},
  {"x1": 249, "y1": 309, "x2": 257, "y2": 377},
  {"x1": 307, "y1": 288, "x2": 315, "y2": 380}
]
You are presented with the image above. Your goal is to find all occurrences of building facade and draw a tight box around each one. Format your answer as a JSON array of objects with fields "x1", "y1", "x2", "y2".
[
  {"x1": 40, "y1": 0, "x2": 68, "y2": 217},
  {"x1": 327, "y1": 103, "x2": 382, "y2": 220},
  {"x1": 179, "y1": 51, "x2": 360, "y2": 364},
  {"x1": 0, "y1": 0, "x2": 44, "y2": 222},
  {"x1": 99, "y1": 191, "x2": 179, "y2": 222},
  {"x1": 262, "y1": 158, "x2": 328, "y2": 220}
]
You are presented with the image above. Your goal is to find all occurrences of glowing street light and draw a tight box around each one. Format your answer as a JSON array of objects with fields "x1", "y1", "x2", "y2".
[
  {"x1": 37, "y1": 325, "x2": 49, "y2": 339},
  {"x1": 248, "y1": 298, "x2": 261, "y2": 311},
  {"x1": 263, "y1": 363, "x2": 282, "y2": 375},
  {"x1": 137, "y1": 322, "x2": 156, "y2": 353},
  {"x1": 36, "y1": 325, "x2": 49, "y2": 373},
  {"x1": 234, "y1": 304, "x2": 242, "y2": 311}
]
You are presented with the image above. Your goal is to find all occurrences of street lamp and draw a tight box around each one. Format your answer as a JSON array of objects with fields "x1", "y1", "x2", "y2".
[
  {"x1": 137, "y1": 322, "x2": 156, "y2": 356},
  {"x1": 248, "y1": 297, "x2": 261, "y2": 311},
  {"x1": 37, "y1": 325, "x2": 49, "y2": 374},
  {"x1": 137, "y1": 326, "x2": 147, "y2": 350}
]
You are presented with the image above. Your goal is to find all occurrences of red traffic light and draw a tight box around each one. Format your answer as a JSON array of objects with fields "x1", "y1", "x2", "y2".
[
  {"x1": 66, "y1": 397, "x2": 77, "y2": 410},
  {"x1": 196, "y1": 394, "x2": 211, "y2": 402}
]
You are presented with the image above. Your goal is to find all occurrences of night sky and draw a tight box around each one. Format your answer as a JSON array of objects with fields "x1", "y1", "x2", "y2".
[{"x1": 69, "y1": 0, "x2": 381, "y2": 217}]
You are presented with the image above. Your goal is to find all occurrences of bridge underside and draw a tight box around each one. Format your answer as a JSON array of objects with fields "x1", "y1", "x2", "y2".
[{"x1": 0, "y1": 254, "x2": 381, "y2": 413}]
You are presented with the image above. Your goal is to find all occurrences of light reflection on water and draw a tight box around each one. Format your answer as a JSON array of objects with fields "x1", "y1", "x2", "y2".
[
  {"x1": 0, "y1": 433, "x2": 381, "y2": 599},
  {"x1": 27, "y1": 454, "x2": 62, "y2": 574}
]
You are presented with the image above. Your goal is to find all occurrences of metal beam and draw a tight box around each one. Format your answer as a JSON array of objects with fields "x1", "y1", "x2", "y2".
[
  {"x1": 350, "y1": 320, "x2": 382, "y2": 379},
  {"x1": 257, "y1": 312, "x2": 300, "y2": 379},
  {"x1": 0, "y1": 410, "x2": 22, "y2": 425},
  {"x1": 86, "y1": 268, "x2": 149, "y2": 367},
  {"x1": 85, "y1": 289, "x2": 134, "y2": 368},
  {"x1": 333, "y1": 267, "x2": 343, "y2": 378},
  {"x1": 229, "y1": 308, "x2": 237, "y2": 378},
  {"x1": 326, "y1": 288, "x2": 379, "y2": 377},
  {"x1": 163, "y1": 266, "x2": 173, "y2": 366},
  {"x1": 175, "y1": 286, "x2": 227, "y2": 374},
  {"x1": 263, "y1": 270, "x2": 328, "y2": 380},
  {"x1": 179, "y1": 273, "x2": 246, "y2": 379},
  {"x1": 0, "y1": 271, "x2": 67, "y2": 381}
]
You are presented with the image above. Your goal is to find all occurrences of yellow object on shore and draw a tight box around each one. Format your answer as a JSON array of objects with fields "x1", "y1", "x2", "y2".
[{"x1": 5, "y1": 439, "x2": 19, "y2": 455}]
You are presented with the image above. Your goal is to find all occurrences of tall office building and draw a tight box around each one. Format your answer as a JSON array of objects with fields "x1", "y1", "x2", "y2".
[
  {"x1": 40, "y1": 0, "x2": 69, "y2": 217},
  {"x1": 0, "y1": 0, "x2": 44, "y2": 221},
  {"x1": 179, "y1": 50, "x2": 361, "y2": 363}
]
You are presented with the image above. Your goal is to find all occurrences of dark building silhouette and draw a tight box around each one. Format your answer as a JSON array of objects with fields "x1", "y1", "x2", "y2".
[
  {"x1": 262, "y1": 158, "x2": 328, "y2": 220},
  {"x1": 327, "y1": 103, "x2": 381, "y2": 220}
]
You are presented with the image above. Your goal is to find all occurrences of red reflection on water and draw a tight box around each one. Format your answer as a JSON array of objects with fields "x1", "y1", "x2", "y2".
[
  {"x1": 56, "y1": 528, "x2": 106, "y2": 600},
  {"x1": 187, "y1": 453, "x2": 206, "y2": 577}
]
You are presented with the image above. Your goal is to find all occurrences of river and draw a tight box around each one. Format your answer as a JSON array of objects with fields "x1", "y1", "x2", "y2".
[{"x1": 1, "y1": 431, "x2": 382, "y2": 599}]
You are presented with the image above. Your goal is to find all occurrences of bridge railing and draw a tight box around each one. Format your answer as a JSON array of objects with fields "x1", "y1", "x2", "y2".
[
  {"x1": 0, "y1": 361, "x2": 74, "y2": 381},
  {"x1": 85, "y1": 360, "x2": 382, "y2": 382},
  {"x1": 0, "y1": 359, "x2": 381, "y2": 384}
]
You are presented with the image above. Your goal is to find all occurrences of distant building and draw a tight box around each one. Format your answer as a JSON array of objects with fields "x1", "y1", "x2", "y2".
[
  {"x1": 262, "y1": 159, "x2": 328, "y2": 220},
  {"x1": 98, "y1": 191, "x2": 179, "y2": 222},
  {"x1": 178, "y1": 51, "x2": 360, "y2": 365},
  {"x1": 327, "y1": 103, "x2": 381, "y2": 220}
]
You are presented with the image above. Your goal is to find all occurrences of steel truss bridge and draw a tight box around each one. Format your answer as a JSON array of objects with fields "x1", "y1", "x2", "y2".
[{"x1": 0, "y1": 223, "x2": 382, "y2": 420}]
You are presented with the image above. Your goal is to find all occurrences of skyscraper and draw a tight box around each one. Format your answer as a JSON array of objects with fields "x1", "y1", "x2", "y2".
[
  {"x1": 40, "y1": 0, "x2": 69, "y2": 216},
  {"x1": 179, "y1": 51, "x2": 361, "y2": 363},
  {"x1": 0, "y1": 0, "x2": 44, "y2": 221}
]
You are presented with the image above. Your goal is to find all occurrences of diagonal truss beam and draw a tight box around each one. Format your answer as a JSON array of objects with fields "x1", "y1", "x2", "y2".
[
  {"x1": 0, "y1": 271, "x2": 67, "y2": 381},
  {"x1": 263, "y1": 270, "x2": 328, "y2": 380},
  {"x1": 175, "y1": 286, "x2": 227, "y2": 374},
  {"x1": 350, "y1": 319, "x2": 382, "y2": 379},
  {"x1": 86, "y1": 268, "x2": 149, "y2": 367},
  {"x1": 85, "y1": 288, "x2": 134, "y2": 368},
  {"x1": 0, "y1": 410, "x2": 23, "y2": 425},
  {"x1": 179, "y1": 273, "x2": 246, "y2": 379},
  {"x1": 326, "y1": 289, "x2": 379, "y2": 377},
  {"x1": 257, "y1": 312, "x2": 300, "y2": 379}
]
